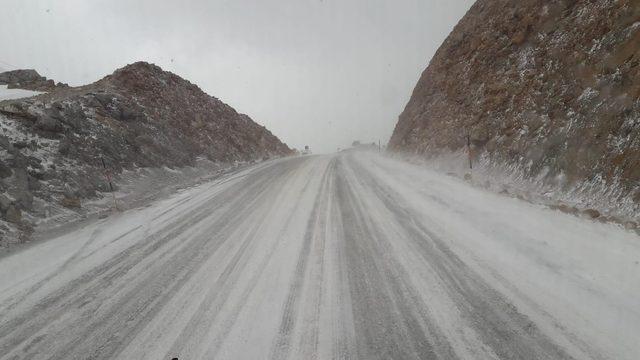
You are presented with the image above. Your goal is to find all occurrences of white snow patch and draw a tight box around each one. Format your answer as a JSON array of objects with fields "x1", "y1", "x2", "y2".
[
  {"x1": 578, "y1": 87, "x2": 599, "y2": 103},
  {"x1": 0, "y1": 85, "x2": 44, "y2": 101}
]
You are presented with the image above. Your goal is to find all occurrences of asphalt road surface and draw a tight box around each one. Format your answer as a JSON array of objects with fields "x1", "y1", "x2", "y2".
[{"x1": 1, "y1": 151, "x2": 639, "y2": 359}]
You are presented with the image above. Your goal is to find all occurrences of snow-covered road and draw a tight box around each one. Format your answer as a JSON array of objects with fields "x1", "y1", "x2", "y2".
[{"x1": 1, "y1": 152, "x2": 639, "y2": 360}]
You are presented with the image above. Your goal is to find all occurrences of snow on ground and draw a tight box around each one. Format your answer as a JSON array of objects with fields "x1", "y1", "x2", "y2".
[
  {"x1": 389, "y1": 149, "x2": 640, "y2": 225},
  {"x1": 0, "y1": 85, "x2": 43, "y2": 101},
  {"x1": 32, "y1": 157, "x2": 253, "y2": 237},
  {"x1": 0, "y1": 115, "x2": 61, "y2": 171},
  {"x1": 356, "y1": 151, "x2": 640, "y2": 360},
  {"x1": 0, "y1": 151, "x2": 638, "y2": 359}
]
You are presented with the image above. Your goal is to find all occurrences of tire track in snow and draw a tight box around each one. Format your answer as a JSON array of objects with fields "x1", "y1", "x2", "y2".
[
  {"x1": 1, "y1": 153, "x2": 635, "y2": 359},
  {"x1": 0, "y1": 159, "x2": 305, "y2": 359},
  {"x1": 269, "y1": 159, "x2": 334, "y2": 360},
  {"x1": 334, "y1": 157, "x2": 456, "y2": 360},
  {"x1": 344, "y1": 154, "x2": 576, "y2": 359},
  {"x1": 171, "y1": 162, "x2": 320, "y2": 359}
]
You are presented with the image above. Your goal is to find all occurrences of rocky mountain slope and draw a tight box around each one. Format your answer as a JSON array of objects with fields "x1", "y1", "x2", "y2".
[
  {"x1": 389, "y1": 0, "x2": 640, "y2": 221},
  {"x1": 0, "y1": 62, "x2": 291, "y2": 243},
  {"x1": 0, "y1": 69, "x2": 67, "y2": 91}
]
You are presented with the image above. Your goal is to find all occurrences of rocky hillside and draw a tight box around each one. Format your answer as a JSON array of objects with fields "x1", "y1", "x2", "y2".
[
  {"x1": 0, "y1": 69, "x2": 68, "y2": 91},
  {"x1": 0, "y1": 62, "x2": 291, "y2": 242},
  {"x1": 389, "y1": 0, "x2": 640, "y2": 219}
]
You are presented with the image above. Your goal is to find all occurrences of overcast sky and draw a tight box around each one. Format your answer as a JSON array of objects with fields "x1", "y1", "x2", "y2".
[{"x1": 0, "y1": 0, "x2": 473, "y2": 153}]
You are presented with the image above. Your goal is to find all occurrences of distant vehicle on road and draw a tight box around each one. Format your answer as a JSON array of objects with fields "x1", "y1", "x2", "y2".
[{"x1": 302, "y1": 145, "x2": 312, "y2": 155}]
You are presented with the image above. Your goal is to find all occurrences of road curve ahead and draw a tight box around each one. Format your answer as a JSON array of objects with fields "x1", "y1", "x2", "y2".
[{"x1": 0, "y1": 152, "x2": 639, "y2": 360}]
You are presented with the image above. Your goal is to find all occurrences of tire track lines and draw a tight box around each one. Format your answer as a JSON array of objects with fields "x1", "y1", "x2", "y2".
[
  {"x1": 347, "y1": 155, "x2": 575, "y2": 360},
  {"x1": 169, "y1": 166, "x2": 309, "y2": 359},
  {"x1": 334, "y1": 157, "x2": 448, "y2": 360},
  {"x1": 0, "y1": 159, "x2": 304, "y2": 359},
  {"x1": 269, "y1": 161, "x2": 334, "y2": 360}
]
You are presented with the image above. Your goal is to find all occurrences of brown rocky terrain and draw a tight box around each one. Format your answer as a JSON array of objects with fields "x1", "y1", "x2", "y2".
[
  {"x1": 0, "y1": 62, "x2": 292, "y2": 244},
  {"x1": 389, "y1": 0, "x2": 640, "y2": 220},
  {"x1": 0, "y1": 69, "x2": 68, "y2": 91}
]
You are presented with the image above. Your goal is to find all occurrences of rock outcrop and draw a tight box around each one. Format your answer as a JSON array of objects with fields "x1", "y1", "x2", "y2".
[
  {"x1": 0, "y1": 62, "x2": 292, "y2": 241},
  {"x1": 389, "y1": 0, "x2": 640, "y2": 217},
  {"x1": 0, "y1": 69, "x2": 68, "y2": 91}
]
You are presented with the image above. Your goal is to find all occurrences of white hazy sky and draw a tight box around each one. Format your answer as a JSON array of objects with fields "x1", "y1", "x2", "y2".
[{"x1": 0, "y1": 0, "x2": 473, "y2": 153}]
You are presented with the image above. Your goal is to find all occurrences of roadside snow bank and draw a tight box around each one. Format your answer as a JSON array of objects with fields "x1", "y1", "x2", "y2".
[
  {"x1": 31, "y1": 158, "x2": 262, "y2": 245},
  {"x1": 387, "y1": 149, "x2": 640, "y2": 229}
]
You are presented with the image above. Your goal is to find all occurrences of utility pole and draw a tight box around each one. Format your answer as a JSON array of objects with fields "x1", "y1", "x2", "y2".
[
  {"x1": 378, "y1": 139, "x2": 381, "y2": 152},
  {"x1": 101, "y1": 157, "x2": 118, "y2": 211},
  {"x1": 466, "y1": 134, "x2": 473, "y2": 170}
]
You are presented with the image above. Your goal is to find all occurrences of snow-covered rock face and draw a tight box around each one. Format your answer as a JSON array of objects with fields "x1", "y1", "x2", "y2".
[
  {"x1": 389, "y1": 0, "x2": 640, "y2": 218},
  {"x1": 0, "y1": 69, "x2": 66, "y2": 92},
  {"x1": 0, "y1": 61, "x2": 292, "y2": 243},
  {"x1": 0, "y1": 70, "x2": 43, "y2": 85}
]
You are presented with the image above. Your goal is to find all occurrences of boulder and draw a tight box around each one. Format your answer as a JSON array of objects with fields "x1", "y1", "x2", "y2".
[
  {"x1": 93, "y1": 93, "x2": 115, "y2": 107},
  {"x1": 119, "y1": 107, "x2": 144, "y2": 122},
  {"x1": 470, "y1": 127, "x2": 490, "y2": 146},
  {"x1": 0, "y1": 103, "x2": 29, "y2": 118},
  {"x1": 624, "y1": 221, "x2": 637, "y2": 230},
  {"x1": 0, "y1": 194, "x2": 11, "y2": 212},
  {"x1": 35, "y1": 115, "x2": 64, "y2": 133},
  {"x1": 582, "y1": 209, "x2": 601, "y2": 219},
  {"x1": 13, "y1": 168, "x2": 29, "y2": 190},
  {"x1": 14, "y1": 190, "x2": 33, "y2": 210},
  {"x1": 27, "y1": 174, "x2": 41, "y2": 190},
  {"x1": 61, "y1": 196, "x2": 81, "y2": 209},
  {"x1": 5, "y1": 204, "x2": 21, "y2": 223},
  {"x1": 58, "y1": 139, "x2": 71, "y2": 155},
  {"x1": 54, "y1": 105, "x2": 86, "y2": 130},
  {"x1": 0, "y1": 69, "x2": 43, "y2": 85},
  {"x1": 13, "y1": 141, "x2": 28, "y2": 149},
  {"x1": 0, "y1": 160, "x2": 12, "y2": 178},
  {"x1": 0, "y1": 136, "x2": 14, "y2": 151}
]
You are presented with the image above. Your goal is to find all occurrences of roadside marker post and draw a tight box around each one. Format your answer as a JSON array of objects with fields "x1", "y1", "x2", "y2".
[
  {"x1": 101, "y1": 157, "x2": 119, "y2": 211},
  {"x1": 466, "y1": 134, "x2": 473, "y2": 170}
]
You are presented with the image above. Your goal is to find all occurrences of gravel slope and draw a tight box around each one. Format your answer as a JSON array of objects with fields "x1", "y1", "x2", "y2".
[{"x1": 0, "y1": 152, "x2": 638, "y2": 359}]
